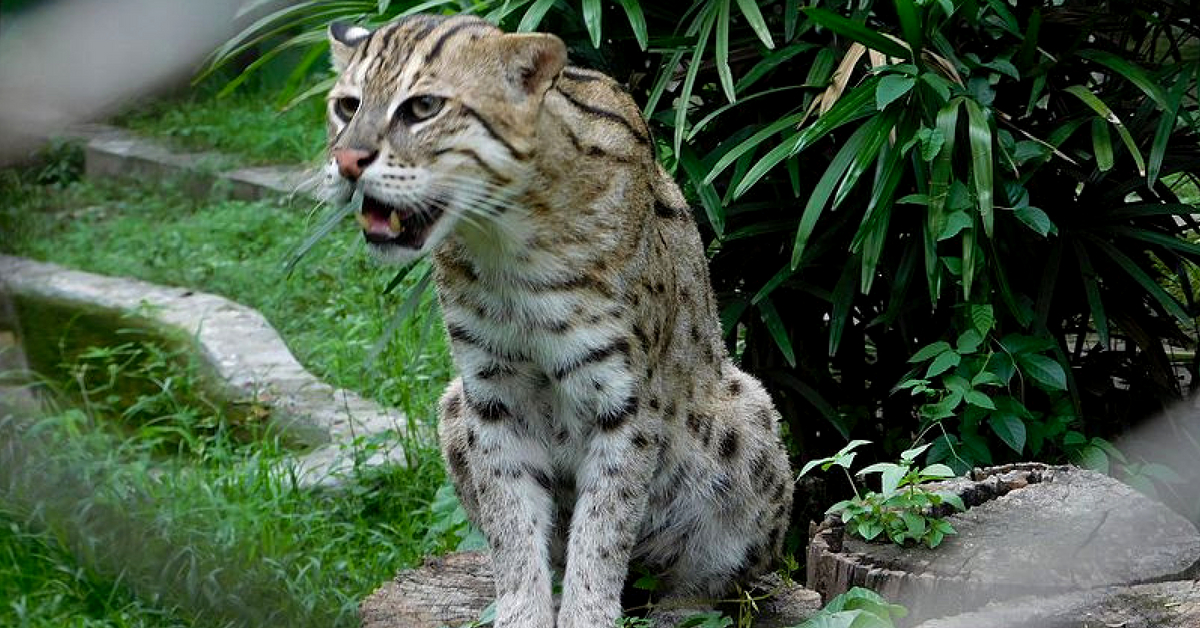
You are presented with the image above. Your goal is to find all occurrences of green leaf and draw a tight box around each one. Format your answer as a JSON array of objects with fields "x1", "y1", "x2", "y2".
[
  {"x1": 962, "y1": 98, "x2": 994, "y2": 238},
  {"x1": 964, "y1": 389, "x2": 996, "y2": 409},
  {"x1": 955, "y1": 329, "x2": 983, "y2": 354},
  {"x1": 925, "y1": 350, "x2": 961, "y2": 378},
  {"x1": 920, "y1": 463, "x2": 955, "y2": 479},
  {"x1": 1064, "y1": 85, "x2": 1145, "y2": 176},
  {"x1": 735, "y1": 0, "x2": 776, "y2": 49},
  {"x1": 616, "y1": 0, "x2": 648, "y2": 50},
  {"x1": 829, "y1": 257, "x2": 859, "y2": 356},
  {"x1": 581, "y1": 0, "x2": 602, "y2": 48},
  {"x1": 737, "y1": 76, "x2": 880, "y2": 199},
  {"x1": 894, "y1": 0, "x2": 924, "y2": 53},
  {"x1": 1091, "y1": 118, "x2": 1114, "y2": 171},
  {"x1": 517, "y1": 0, "x2": 557, "y2": 32},
  {"x1": 938, "y1": 211, "x2": 971, "y2": 240},
  {"x1": 988, "y1": 414, "x2": 1027, "y2": 453},
  {"x1": 677, "y1": 143, "x2": 725, "y2": 237},
  {"x1": 1014, "y1": 206, "x2": 1054, "y2": 236},
  {"x1": 876, "y1": 75, "x2": 915, "y2": 110},
  {"x1": 1016, "y1": 354, "x2": 1067, "y2": 391},
  {"x1": 1147, "y1": 73, "x2": 1187, "y2": 187},
  {"x1": 715, "y1": 0, "x2": 736, "y2": 103},
  {"x1": 909, "y1": 341, "x2": 951, "y2": 363},
  {"x1": 736, "y1": 43, "x2": 816, "y2": 93},
  {"x1": 675, "y1": 7, "x2": 716, "y2": 156},
  {"x1": 703, "y1": 111, "x2": 808, "y2": 185},
  {"x1": 758, "y1": 297, "x2": 796, "y2": 368},
  {"x1": 1077, "y1": 49, "x2": 1171, "y2": 111},
  {"x1": 1087, "y1": 236, "x2": 1190, "y2": 323},
  {"x1": 969, "y1": 303, "x2": 994, "y2": 336},
  {"x1": 803, "y1": 8, "x2": 910, "y2": 59},
  {"x1": 788, "y1": 118, "x2": 875, "y2": 267}
]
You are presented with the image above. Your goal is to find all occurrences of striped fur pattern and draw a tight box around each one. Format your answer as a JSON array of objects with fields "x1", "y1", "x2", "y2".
[{"x1": 325, "y1": 15, "x2": 793, "y2": 628}]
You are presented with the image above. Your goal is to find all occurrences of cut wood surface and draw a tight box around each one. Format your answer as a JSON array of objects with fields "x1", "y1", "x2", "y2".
[
  {"x1": 360, "y1": 551, "x2": 822, "y2": 628},
  {"x1": 807, "y1": 463, "x2": 1200, "y2": 623}
]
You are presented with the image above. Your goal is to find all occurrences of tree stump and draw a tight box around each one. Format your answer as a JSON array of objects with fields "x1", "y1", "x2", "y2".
[
  {"x1": 806, "y1": 463, "x2": 1200, "y2": 624},
  {"x1": 360, "y1": 551, "x2": 823, "y2": 628},
  {"x1": 913, "y1": 579, "x2": 1200, "y2": 628}
]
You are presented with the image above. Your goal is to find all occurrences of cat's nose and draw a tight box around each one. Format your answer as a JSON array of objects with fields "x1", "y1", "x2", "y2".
[{"x1": 332, "y1": 147, "x2": 378, "y2": 181}]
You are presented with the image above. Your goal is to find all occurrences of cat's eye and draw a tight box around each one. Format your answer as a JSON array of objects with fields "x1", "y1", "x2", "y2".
[
  {"x1": 398, "y1": 95, "x2": 445, "y2": 124},
  {"x1": 334, "y1": 96, "x2": 360, "y2": 121}
]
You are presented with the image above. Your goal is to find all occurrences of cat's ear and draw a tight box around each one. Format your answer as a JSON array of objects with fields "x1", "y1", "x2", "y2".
[
  {"x1": 494, "y1": 33, "x2": 567, "y2": 96},
  {"x1": 328, "y1": 21, "x2": 372, "y2": 71}
]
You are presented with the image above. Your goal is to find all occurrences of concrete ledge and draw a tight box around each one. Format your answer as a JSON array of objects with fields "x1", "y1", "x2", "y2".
[{"x1": 0, "y1": 254, "x2": 407, "y2": 487}]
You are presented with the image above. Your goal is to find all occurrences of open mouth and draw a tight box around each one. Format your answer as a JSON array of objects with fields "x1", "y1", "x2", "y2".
[{"x1": 356, "y1": 195, "x2": 444, "y2": 250}]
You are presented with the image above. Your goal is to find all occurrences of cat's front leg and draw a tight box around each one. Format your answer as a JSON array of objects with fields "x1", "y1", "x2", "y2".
[
  {"x1": 556, "y1": 410, "x2": 657, "y2": 628},
  {"x1": 456, "y1": 388, "x2": 557, "y2": 628}
]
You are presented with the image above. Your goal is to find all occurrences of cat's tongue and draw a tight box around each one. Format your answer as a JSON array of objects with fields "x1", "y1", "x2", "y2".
[{"x1": 358, "y1": 196, "x2": 411, "y2": 239}]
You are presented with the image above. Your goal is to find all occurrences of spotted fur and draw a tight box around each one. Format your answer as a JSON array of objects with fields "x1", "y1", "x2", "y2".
[{"x1": 325, "y1": 14, "x2": 794, "y2": 628}]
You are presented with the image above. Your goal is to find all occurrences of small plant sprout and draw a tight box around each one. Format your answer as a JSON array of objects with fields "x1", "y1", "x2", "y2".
[{"x1": 800, "y1": 441, "x2": 967, "y2": 548}]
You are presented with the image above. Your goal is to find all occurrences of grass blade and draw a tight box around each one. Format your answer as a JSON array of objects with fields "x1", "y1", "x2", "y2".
[
  {"x1": 616, "y1": 0, "x2": 649, "y2": 50},
  {"x1": 716, "y1": 0, "x2": 736, "y2": 103},
  {"x1": 367, "y1": 262, "x2": 434, "y2": 365},
  {"x1": 802, "y1": 7, "x2": 909, "y2": 59},
  {"x1": 1148, "y1": 74, "x2": 1187, "y2": 188},
  {"x1": 736, "y1": 0, "x2": 776, "y2": 49},
  {"x1": 285, "y1": 196, "x2": 359, "y2": 276}
]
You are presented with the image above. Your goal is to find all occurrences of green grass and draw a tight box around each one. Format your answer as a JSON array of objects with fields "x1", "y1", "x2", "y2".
[
  {"x1": 0, "y1": 149, "x2": 460, "y2": 626},
  {"x1": 116, "y1": 92, "x2": 326, "y2": 166}
]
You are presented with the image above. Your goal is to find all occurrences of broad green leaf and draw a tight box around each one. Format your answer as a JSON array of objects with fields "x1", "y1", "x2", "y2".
[
  {"x1": 735, "y1": 0, "x2": 775, "y2": 49},
  {"x1": 901, "y1": 443, "x2": 932, "y2": 462},
  {"x1": 964, "y1": 390, "x2": 996, "y2": 409},
  {"x1": 962, "y1": 98, "x2": 994, "y2": 237},
  {"x1": 1091, "y1": 118, "x2": 1114, "y2": 171},
  {"x1": 1017, "y1": 353, "x2": 1067, "y2": 391},
  {"x1": 1014, "y1": 206, "x2": 1054, "y2": 236},
  {"x1": 925, "y1": 350, "x2": 961, "y2": 378},
  {"x1": 876, "y1": 75, "x2": 915, "y2": 110},
  {"x1": 938, "y1": 211, "x2": 971, "y2": 240},
  {"x1": 616, "y1": 0, "x2": 648, "y2": 50},
  {"x1": 969, "y1": 304, "x2": 994, "y2": 336},
  {"x1": 517, "y1": 0, "x2": 556, "y2": 32},
  {"x1": 803, "y1": 8, "x2": 910, "y2": 59},
  {"x1": 988, "y1": 414, "x2": 1026, "y2": 453},
  {"x1": 758, "y1": 297, "x2": 796, "y2": 367},
  {"x1": 920, "y1": 463, "x2": 955, "y2": 479},
  {"x1": 581, "y1": 0, "x2": 602, "y2": 48},
  {"x1": 1065, "y1": 85, "x2": 1145, "y2": 176},
  {"x1": 881, "y1": 465, "x2": 906, "y2": 497},
  {"x1": 909, "y1": 341, "x2": 951, "y2": 363},
  {"x1": 955, "y1": 329, "x2": 983, "y2": 354},
  {"x1": 715, "y1": 0, "x2": 736, "y2": 103}
]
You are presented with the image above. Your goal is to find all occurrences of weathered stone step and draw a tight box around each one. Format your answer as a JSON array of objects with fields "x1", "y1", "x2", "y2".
[{"x1": 61, "y1": 123, "x2": 317, "y2": 202}]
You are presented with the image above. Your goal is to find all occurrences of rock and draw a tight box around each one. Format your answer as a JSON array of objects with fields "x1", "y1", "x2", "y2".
[
  {"x1": 360, "y1": 551, "x2": 822, "y2": 628},
  {"x1": 806, "y1": 463, "x2": 1200, "y2": 623},
  {"x1": 914, "y1": 579, "x2": 1200, "y2": 628}
]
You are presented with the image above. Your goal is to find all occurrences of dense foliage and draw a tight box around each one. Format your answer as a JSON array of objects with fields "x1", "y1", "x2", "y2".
[{"x1": 211, "y1": 0, "x2": 1200, "y2": 517}]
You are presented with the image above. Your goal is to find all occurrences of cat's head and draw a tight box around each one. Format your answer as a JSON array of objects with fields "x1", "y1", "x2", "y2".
[{"x1": 324, "y1": 15, "x2": 566, "y2": 264}]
